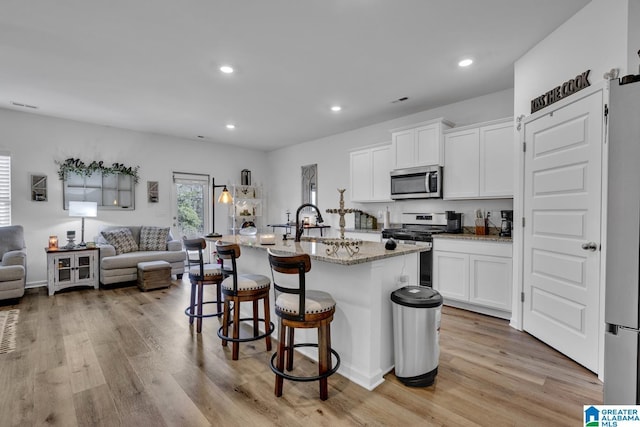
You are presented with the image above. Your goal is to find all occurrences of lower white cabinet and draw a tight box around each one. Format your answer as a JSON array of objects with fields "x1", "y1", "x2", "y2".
[
  {"x1": 46, "y1": 247, "x2": 99, "y2": 296},
  {"x1": 433, "y1": 238, "x2": 512, "y2": 318}
]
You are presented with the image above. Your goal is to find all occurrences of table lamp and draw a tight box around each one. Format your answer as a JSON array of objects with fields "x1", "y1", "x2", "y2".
[{"x1": 68, "y1": 201, "x2": 98, "y2": 247}]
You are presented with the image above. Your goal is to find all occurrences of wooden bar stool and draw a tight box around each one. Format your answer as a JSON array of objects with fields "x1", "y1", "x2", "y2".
[
  {"x1": 183, "y1": 238, "x2": 224, "y2": 333},
  {"x1": 267, "y1": 249, "x2": 341, "y2": 400},
  {"x1": 215, "y1": 241, "x2": 274, "y2": 360}
]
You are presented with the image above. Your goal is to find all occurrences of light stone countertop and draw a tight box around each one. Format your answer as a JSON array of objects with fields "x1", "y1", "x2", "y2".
[
  {"x1": 434, "y1": 232, "x2": 512, "y2": 243},
  {"x1": 216, "y1": 234, "x2": 426, "y2": 266}
]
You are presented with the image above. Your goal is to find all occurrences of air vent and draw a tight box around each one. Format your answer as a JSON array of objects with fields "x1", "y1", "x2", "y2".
[
  {"x1": 391, "y1": 97, "x2": 409, "y2": 104},
  {"x1": 10, "y1": 101, "x2": 38, "y2": 109}
]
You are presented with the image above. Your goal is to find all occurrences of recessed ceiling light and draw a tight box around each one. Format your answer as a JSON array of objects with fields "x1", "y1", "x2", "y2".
[
  {"x1": 220, "y1": 65, "x2": 234, "y2": 74},
  {"x1": 226, "y1": 124, "x2": 236, "y2": 130},
  {"x1": 458, "y1": 58, "x2": 473, "y2": 67},
  {"x1": 331, "y1": 105, "x2": 342, "y2": 112}
]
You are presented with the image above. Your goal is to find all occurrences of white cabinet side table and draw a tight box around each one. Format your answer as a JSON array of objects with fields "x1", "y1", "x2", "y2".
[{"x1": 46, "y1": 247, "x2": 99, "y2": 296}]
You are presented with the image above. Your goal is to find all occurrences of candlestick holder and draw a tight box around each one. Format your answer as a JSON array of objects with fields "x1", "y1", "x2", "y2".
[{"x1": 323, "y1": 188, "x2": 363, "y2": 256}]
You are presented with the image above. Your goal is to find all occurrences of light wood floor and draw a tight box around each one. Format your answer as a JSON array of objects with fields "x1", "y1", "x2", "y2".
[{"x1": 0, "y1": 278, "x2": 602, "y2": 426}]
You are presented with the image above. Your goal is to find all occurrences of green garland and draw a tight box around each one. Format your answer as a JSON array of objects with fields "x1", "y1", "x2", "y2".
[{"x1": 56, "y1": 158, "x2": 140, "y2": 183}]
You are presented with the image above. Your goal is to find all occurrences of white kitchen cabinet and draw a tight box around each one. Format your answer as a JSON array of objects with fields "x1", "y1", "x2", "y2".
[
  {"x1": 443, "y1": 118, "x2": 514, "y2": 199},
  {"x1": 432, "y1": 238, "x2": 512, "y2": 319},
  {"x1": 46, "y1": 247, "x2": 99, "y2": 296},
  {"x1": 350, "y1": 144, "x2": 392, "y2": 202},
  {"x1": 390, "y1": 118, "x2": 454, "y2": 168}
]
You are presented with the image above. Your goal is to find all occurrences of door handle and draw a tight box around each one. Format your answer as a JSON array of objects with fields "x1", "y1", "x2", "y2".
[{"x1": 581, "y1": 242, "x2": 599, "y2": 251}]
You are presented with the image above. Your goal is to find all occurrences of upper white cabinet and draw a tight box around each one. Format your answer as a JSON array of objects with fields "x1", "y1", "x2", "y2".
[
  {"x1": 350, "y1": 143, "x2": 392, "y2": 202},
  {"x1": 443, "y1": 118, "x2": 514, "y2": 199},
  {"x1": 390, "y1": 118, "x2": 454, "y2": 168}
]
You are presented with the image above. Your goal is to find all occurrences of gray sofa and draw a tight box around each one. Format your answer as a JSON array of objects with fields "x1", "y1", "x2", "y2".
[
  {"x1": 0, "y1": 225, "x2": 26, "y2": 300},
  {"x1": 96, "y1": 225, "x2": 185, "y2": 285}
]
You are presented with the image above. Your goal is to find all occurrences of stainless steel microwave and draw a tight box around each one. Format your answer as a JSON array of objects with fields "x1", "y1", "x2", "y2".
[{"x1": 390, "y1": 165, "x2": 442, "y2": 200}]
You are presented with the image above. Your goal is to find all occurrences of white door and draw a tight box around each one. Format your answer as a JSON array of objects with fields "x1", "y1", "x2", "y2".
[
  {"x1": 522, "y1": 88, "x2": 604, "y2": 372},
  {"x1": 171, "y1": 172, "x2": 210, "y2": 240}
]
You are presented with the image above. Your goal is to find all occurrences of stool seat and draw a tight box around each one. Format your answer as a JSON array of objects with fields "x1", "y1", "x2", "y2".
[
  {"x1": 275, "y1": 290, "x2": 336, "y2": 316},
  {"x1": 188, "y1": 264, "x2": 222, "y2": 278},
  {"x1": 221, "y1": 274, "x2": 270, "y2": 291}
]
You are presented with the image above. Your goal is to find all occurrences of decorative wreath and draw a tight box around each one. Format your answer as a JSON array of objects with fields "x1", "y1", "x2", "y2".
[{"x1": 56, "y1": 158, "x2": 140, "y2": 183}]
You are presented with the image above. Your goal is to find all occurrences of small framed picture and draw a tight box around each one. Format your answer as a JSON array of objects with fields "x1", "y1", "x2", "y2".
[
  {"x1": 31, "y1": 174, "x2": 47, "y2": 202},
  {"x1": 147, "y1": 181, "x2": 159, "y2": 203}
]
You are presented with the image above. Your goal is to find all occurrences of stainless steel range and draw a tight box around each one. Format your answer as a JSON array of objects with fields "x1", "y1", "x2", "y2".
[{"x1": 382, "y1": 213, "x2": 448, "y2": 287}]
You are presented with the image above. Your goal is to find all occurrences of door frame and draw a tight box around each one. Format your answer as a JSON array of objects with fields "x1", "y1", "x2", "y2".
[{"x1": 513, "y1": 80, "x2": 609, "y2": 378}]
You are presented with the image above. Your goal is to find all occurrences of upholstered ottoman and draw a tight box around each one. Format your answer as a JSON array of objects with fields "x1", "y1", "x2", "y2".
[{"x1": 137, "y1": 260, "x2": 171, "y2": 291}]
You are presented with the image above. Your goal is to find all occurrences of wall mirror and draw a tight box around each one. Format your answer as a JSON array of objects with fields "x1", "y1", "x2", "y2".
[{"x1": 301, "y1": 164, "x2": 318, "y2": 212}]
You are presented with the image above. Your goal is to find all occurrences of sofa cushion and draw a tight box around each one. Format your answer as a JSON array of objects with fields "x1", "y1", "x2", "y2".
[
  {"x1": 139, "y1": 226, "x2": 170, "y2": 251},
  {"x1": 101, "y1": 250, "x2": 186, "y2": 270},
  {"x1": 101, "y1": 228, "x2": 139, "y2": 255}
]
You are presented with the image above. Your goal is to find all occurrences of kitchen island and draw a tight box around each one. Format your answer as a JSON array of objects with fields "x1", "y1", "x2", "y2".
[{"x1": 216, "y1": 234, "x2": 425, "y2": 390}]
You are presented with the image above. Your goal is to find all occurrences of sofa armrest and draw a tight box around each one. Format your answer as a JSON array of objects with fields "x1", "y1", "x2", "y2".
[
  {"x1": 0, "y1": 265, "x2": 25, "y2": 281},
  {"x1": 167, "y1": 240, "x2": 183, "y2": 252},
  {"x1": 2, "y1": 249, "x2": 26, "y2": 267},
  {"x1": 97, "y1": 244, "x2": 116, "y2": 258}
]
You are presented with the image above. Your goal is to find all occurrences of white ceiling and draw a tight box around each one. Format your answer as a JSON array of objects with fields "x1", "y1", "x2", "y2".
[{"x1": 0, "y1": 0, "x2": 590, "y2": 151}]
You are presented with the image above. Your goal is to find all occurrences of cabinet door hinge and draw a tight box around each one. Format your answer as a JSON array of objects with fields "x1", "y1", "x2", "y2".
[
  {"x1": 522, "y1": 141, "x2": 526, "y2": 152},
  {"x1": 521, "y1": 292, "x2": 525, "y2": 303},
  {"x1": 604, "y1": 104, "x2": 609, "y2": 117}
]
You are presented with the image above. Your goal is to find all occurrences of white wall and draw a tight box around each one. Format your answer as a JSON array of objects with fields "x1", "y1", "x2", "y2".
[
  {"x1": 514, "y1": 0, "x2": 630, "y2": 118},
  {"x1": 0, "y1": 109, "x2": 268, "y2": 285},
  {"x1": 511, "y1": 0, "x2": 637, "y2": 375},
  {"x1": 266, "y1": 88, "x2": 515, "y2": 233}
]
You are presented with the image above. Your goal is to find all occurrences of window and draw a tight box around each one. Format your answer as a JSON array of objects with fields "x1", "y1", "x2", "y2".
[{"x1": 0, "y1": 153, "x2": 10, "y2": 226}]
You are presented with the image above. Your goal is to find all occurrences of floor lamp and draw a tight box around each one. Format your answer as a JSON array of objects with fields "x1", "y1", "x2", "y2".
[
  {"x1": 210, "y1": 178, "x2": 233, "y2": 237},
  {"x1": 68, "y1": 201, "x2": 98, "y2": 247}
]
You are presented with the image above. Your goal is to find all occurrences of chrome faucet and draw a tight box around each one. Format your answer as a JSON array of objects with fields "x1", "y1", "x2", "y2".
[{"x1": 295, "y1": 203, "x2": 324, "y2": 242}]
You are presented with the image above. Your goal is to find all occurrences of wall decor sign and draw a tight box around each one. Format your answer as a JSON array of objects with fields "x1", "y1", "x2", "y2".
[
  {"x1": 530, "y1": 70, "x2": 591, "y2": 114},
  {"x1": 30, "y1": 174, "x2": 47, "y2": 201}
]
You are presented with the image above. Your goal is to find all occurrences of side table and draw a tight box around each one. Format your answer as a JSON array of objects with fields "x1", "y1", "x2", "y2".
[{"x1": 45, "y1": 247, "x2": 99, "y2": 296}]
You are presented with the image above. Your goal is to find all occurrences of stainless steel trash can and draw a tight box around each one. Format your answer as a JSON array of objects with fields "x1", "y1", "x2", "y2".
[{"x1": 391, "y1": 286, "x2": 443, "y2": 386}]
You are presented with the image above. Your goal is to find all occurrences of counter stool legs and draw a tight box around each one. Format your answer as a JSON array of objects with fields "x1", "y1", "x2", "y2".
[
  {"x1": 220, "y1": 289, "x2": 273, "y2": 361},
  {"x1": 275, "y1": 318, "x2": 286, "y2": 397}
]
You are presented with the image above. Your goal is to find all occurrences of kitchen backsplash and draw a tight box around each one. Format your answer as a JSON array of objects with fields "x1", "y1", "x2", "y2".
[{"x1": 349, "y1": 198, "x2": 514, "y2": 229}]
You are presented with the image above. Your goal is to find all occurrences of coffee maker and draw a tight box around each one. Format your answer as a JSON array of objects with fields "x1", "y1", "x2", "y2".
[
  {"x1": 445, "y1": 211, "x2": 463, "y2": 233},
  {"x1": 500, "y1": 210, "x2": 513, "y2": 237}
]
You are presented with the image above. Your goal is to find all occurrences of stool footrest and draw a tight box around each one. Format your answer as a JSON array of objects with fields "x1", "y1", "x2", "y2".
[
  {"x1": 217, "y1": 318, "x2": 275, "y2": 343},
  {"x1": 184, "y1": 300, "x2": 224, "y2": 319},
  {"x1": 270, "y1": 343, "x2": 341, "y2": 382}
]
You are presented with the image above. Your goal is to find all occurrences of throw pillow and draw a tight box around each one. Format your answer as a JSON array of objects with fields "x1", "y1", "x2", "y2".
[
  {"x1": 139, "y1": 226, "x2": 170, "y2": 251},
  {"x1": 101, "y1": 228, "x2": 139, "y2": 255}
]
